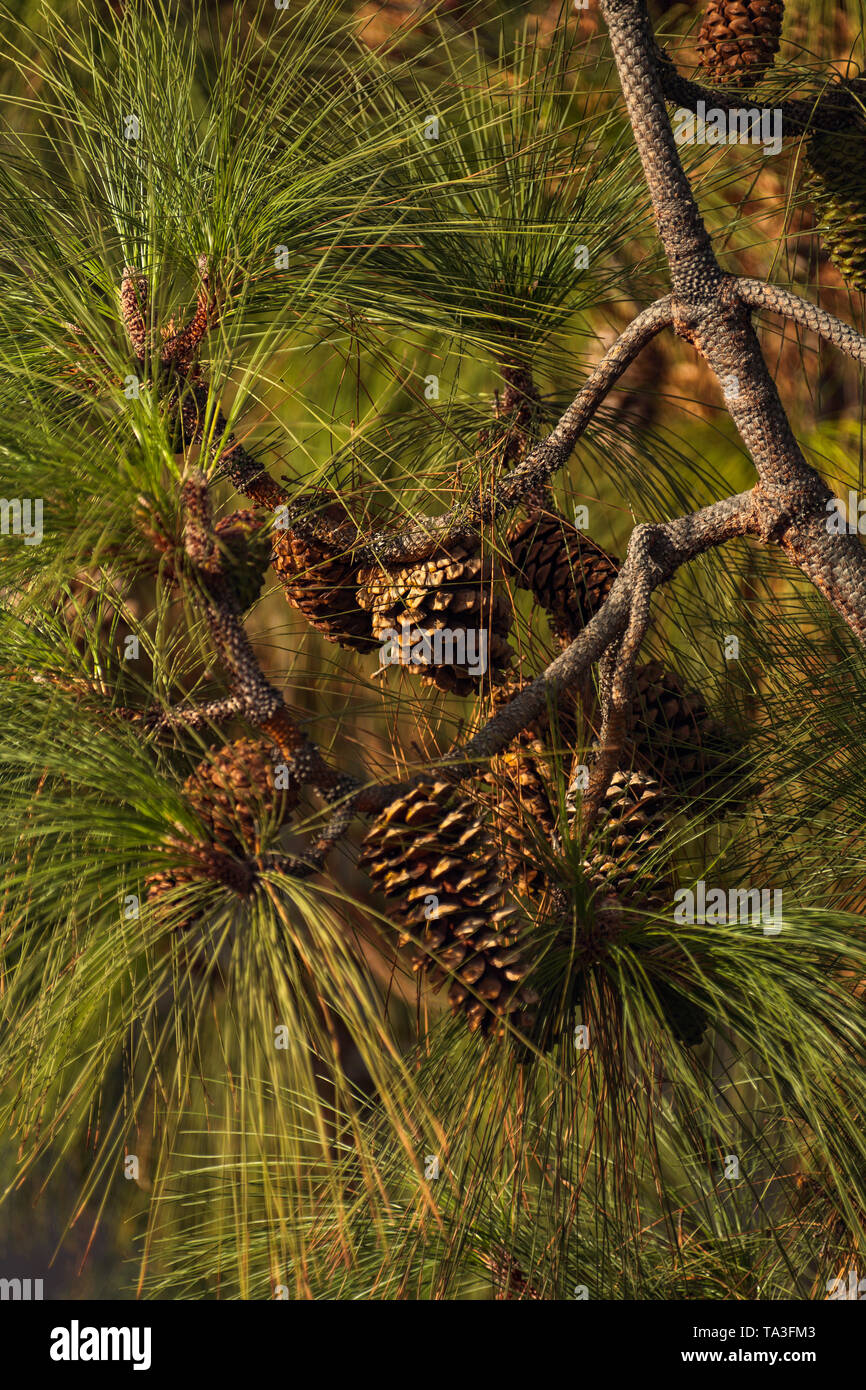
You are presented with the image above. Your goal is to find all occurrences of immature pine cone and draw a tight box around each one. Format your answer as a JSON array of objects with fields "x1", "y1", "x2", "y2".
[
  {"x1": 182, "y1": 736, "x2": 298, "y2": 854},
  {"x1": 359, "y1": 779, "x2": 539, "y2": 1033},
  {"x1": 806, "y1": 88, "x2": 866, "y2": 293},
  {"x1": 697, "y1": 0, "x2": 785, "y2": 85}
]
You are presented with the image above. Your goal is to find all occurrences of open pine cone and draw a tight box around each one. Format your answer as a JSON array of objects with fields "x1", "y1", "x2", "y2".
[
  {"x1": 357, "y1": 543, "x2": 514, "y2": 694},
  {"x1": 359, "y1": 778, "x2": 539, "y2": 1034},
  {"x1": 697, "y1": 0, "x2": 785, "y2": 85},
  {"x1": 146, "y1": 738, "x2": 299, "y2": 932}
]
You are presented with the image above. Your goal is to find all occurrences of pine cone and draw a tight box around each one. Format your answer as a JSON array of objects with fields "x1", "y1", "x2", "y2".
[
  {"x1": 272, "y1": 501, "x2": 373, "y2": 652},
  {"x1": 473, "y1": 679, "x2": 565, "y2": 898},
  {"x1": 582, "y1": 769, "x2": 671, "y2": 912},
  {"x1": 358, "y1": 779, "x2": 539, "y2": 1034},
  {"x1": 485, "y1": 740, "x2": 556, "y2": 896},
  {"x1": 508, "y1": 512, "x2": 618, "y2": 644},
  {"x1": 629, "y1": 661, "x2": 740, "y2": 801},
  {"x1": 581, "y1": 769, "x2": 709, "y2": 1045},
  {"x1": 697, "y1": 0, "x2": 784, "y2": 85},
  {"x1": 806, "y1": 92, "x2": 866, "y2": 293},
  {"x1": 183, "y1": 736, "x2": 299, "y2": 854},
  {"x1": 145, "y1": 739, "x2": 298, "y2": 943},
  {"x1": 357, "y1": 543, "x2": 513, "y2": 695},
  {"x1": 213, "y1": 510, "x2": 271, "y2": 612}
]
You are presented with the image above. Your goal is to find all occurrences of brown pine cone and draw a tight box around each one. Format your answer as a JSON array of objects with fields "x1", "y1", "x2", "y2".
[
  {"x1": 144, "y1": 837, "x2": 257, "y2": 938},
  {"x1": 357, "y1": 542, "x2": 513, "y2": 695},
  {"x1": 582, "y1": 768, "x2": 671, "y2": 912},
  {"x1": 697, "y1": 0, "x2": 785, "y2": 85},
  {"x1": 182, "y1": 736, "x2": 299, "y2": 854},
  {"x1": 484, "y1": 740, "x2": 557, "y2": 896},
  {"x1": 629, "y1": 661, "x2": 741, "y2": 801},
  {"x1": 580, "y1": 769, "x2": 708, "y2": 1045},
  {"x1": 507, "y1": 511, "x2": 619, "y2": 644},
  {"x1": 272, "y1": 498, "x2": 373, "y2": 652},
  {"x1": 358, "y1": 779, "x2": 538, "y2": 1034},
  {"x1": 479, "y1": 1247, "x2": 543, "y2": 1300}
]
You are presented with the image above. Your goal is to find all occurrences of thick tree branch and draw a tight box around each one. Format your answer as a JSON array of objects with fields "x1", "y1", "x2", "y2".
[
  {"x1": 431, "y1": 491, "x2": 757, "y2": 782},
  {"x1": 599, "y1": 0, "x2": 866, "y2": 643}
]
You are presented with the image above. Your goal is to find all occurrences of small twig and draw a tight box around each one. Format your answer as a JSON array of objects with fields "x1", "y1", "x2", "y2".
[
  {"x1": 357, "y1": 297, "x2": 675, "y2": 566},
  {"x1": 179, "y1": 470, "x2": 351, "y2": 803},
  {"x1": 573, "y1": 525, "x2": 658, "y2": 835},
  {"x1": 116, "y1": 697, "x2": 246, "y2": 732}
]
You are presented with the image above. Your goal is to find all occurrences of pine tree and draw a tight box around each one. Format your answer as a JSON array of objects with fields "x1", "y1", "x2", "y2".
[{"x1": 1, "y1": 0, "x2": 865, "y2": 1313}]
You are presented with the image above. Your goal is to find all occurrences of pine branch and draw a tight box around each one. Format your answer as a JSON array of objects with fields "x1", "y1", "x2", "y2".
[
  {"x1": 179, "y1": 471, "x2": 352, "y2": 810},
  {"x1": 654, "y1": 44, "x2": 863, "y2": 138},
  {"x1": 597, "y1": 0, "x2": 866, "y2": 644},
  {"x1": 734, "y1": 279, "x2": 866, "y2": 365}
]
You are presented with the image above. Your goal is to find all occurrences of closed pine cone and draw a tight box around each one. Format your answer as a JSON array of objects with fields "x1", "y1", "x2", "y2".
[
  {"x1": 697, "y1": 0, "x2": 785, "y2": 85},
  {"x1": 358, "y1": 779, "x2": 539, "y2": 1034},
  {"x1": 357, "y1": 542, "x2": 513, "y2": 694},
  {"x1": 507, "y1": 511, "x2": 618, "y2": 644},
  {"x1": 480, "y1": 679, "x2": 559, "y2": 895},
  {"x1": 272, "y1": 500, "x2": 373, "y2": 652},
  {"x1": 580, "y1": 769, "x2": 709, "y2": 1045},
  {"x1": 578, "y1": 767, "x2": 708, "y2": 1045},
  {"x1": 582, "y1": 769, "x2": 671, "y2": 913},
  {"x1": 485, "y1": 740, "x2": 556, "y2": 896},
  {"x1": 806, "y1": 87, "x2": 866, "y2": 294},
  {"x1": 182, "y1": 736, "x2": 298, "y2": 854}
]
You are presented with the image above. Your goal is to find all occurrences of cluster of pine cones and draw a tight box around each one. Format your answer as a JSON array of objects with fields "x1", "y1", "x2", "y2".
[
  {"x1": 271, "y1": 497, "x2": 515, "y2": 693},
  {"x1": 349, "y1": 502, "x2": 739, "y2": 1043}
]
